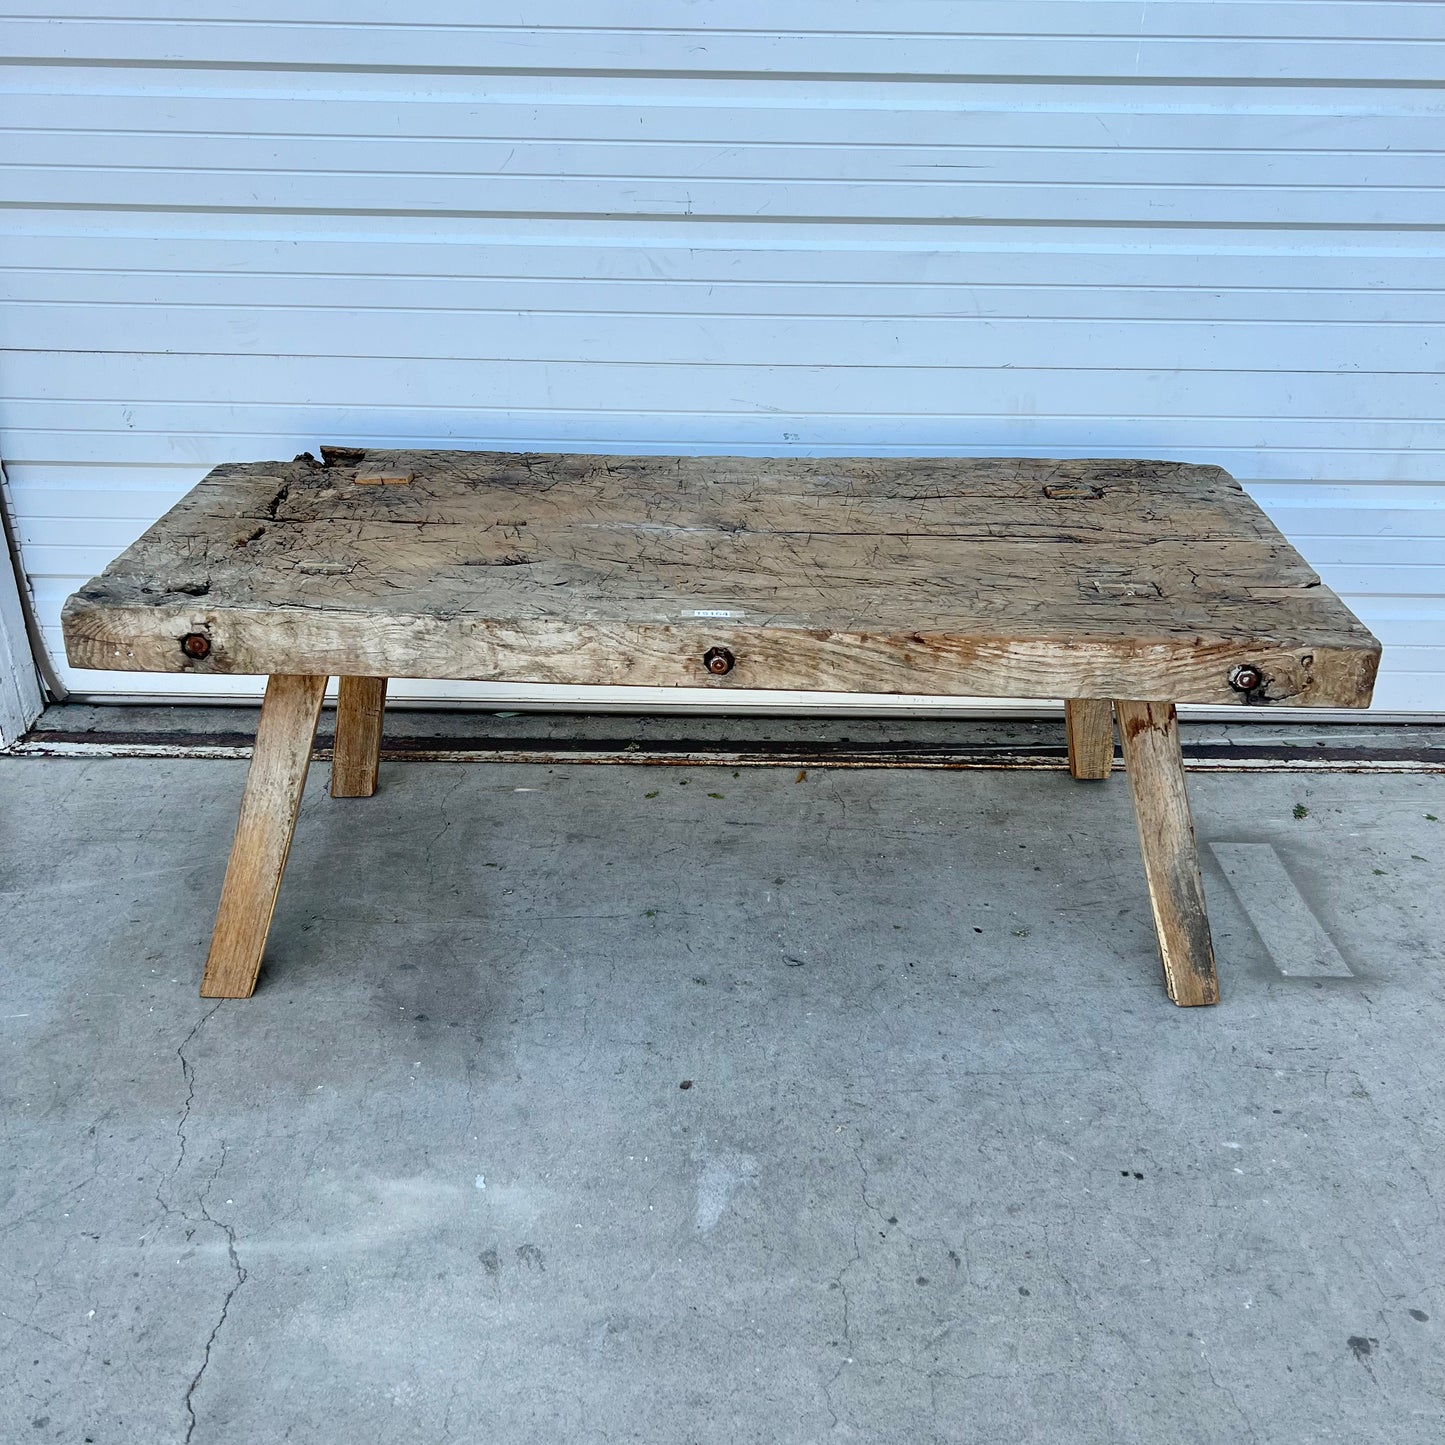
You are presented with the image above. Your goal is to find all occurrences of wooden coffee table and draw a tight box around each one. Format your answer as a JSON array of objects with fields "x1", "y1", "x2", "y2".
[{"x1": 62, "y1": 451, "x2": 1379, "y2": 1006}]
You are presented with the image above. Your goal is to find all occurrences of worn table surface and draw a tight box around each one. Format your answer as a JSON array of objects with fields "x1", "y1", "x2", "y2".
[{"x1": 62, "y1": 451, "x2": 1379, "y2": 706}]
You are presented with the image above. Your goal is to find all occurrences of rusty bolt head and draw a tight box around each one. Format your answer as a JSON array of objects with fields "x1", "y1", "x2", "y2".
[
  {"x1": 180, "y1": 632, "x2": 212, "y2": 660},
  {"x1": 703, "y1": 646, "x2": 735, "y2": 676},
  {"x1": 1229, "y1": 664, "x2": 1263, "y2": 693}
]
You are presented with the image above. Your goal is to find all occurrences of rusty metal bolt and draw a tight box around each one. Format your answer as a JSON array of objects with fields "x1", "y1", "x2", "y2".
[
  {"x1": 1229, "y1": 664, "x2": 1263, "y2": 693},
  {"x1": 180, "y1": 632, "x2": 212, "y2": 661},
  {"x1": 703, "y1": 646, "x2": 735, "y2": 676}
]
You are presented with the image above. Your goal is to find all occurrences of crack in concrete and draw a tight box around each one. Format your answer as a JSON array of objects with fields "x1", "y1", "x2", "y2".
[
  {"x1": 151, "y1": 1005, "x2": 247, "y2": 1444},
  {"x1": 184, "y1": 1143, "x2": 247, "y2": 1445},
  {"x1": 1202, "y1": 1349, "x2": 1262, "y2": 1445},
  {"x1": 154, "y1": 1003, "x2": 223, "y2": 1232},
  {"x1": 822, "y1": 1141, "x2": 870, "y2": 1432}
]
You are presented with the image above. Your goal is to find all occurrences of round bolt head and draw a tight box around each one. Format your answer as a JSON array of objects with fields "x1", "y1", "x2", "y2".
[
  {"x1": 703, "y1": 646, "x2": 735, "y2": 676},
  {"x1": 180, "y1": 632, "x2": 212, "y2": 660},
  {"x1": 1229, "y1": 664, "x2": 1263, "y2": 693}
]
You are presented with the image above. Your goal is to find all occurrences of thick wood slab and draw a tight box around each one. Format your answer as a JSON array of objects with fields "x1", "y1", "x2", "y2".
[
  {"x1": 200, "y1": 673, "x2": 327, "y2": 998},
  {"x1": 1065, "y1": 699, "x2": 1115, "y2": 779},
  {"x1": 1116, "y1": 699, "x2": 1220, "y2": 1007},
  {"x1": 62, "y1": 452, "x2": 1378, "y2": 706}
]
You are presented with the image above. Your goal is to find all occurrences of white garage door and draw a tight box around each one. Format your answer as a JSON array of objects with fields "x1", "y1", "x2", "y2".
[{"x1": 3, "y1": 2, "x2": 1442, "y2": 713}]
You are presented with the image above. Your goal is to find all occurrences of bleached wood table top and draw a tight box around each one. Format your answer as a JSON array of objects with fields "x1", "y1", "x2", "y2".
[
  {"x1": 60, "y1": 450, "x2": 1379, "y2": 1009},
  {"x1": 62, "y1": 451, "x2": 1378, "y2": 708}
]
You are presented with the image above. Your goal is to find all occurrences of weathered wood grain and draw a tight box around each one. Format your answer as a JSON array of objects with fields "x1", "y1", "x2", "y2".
[
  {"x1": 330, "y1": 675, "x2": 387, "y2": 798},
  {"x1": 61, "y1": 452, "x2": 1380, "y2": 707},
  {"x1": 354, "y1": 465, "x2": 413, "y2": 486},
  {"x1": 1065, "y1": 699, "x2": 1115, "y2": 779},
  {"x1": 1116, "y1": 699, "x2": 1220, "y2": 1007},
  {"x1": 199, "y1": 673, "x2": 327, "y2": 998}
]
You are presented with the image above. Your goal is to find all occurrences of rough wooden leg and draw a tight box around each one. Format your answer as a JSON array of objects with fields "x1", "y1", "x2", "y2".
[
  {"x1": 331, "y1": 676, "x2": 387, "y2": 798},
  {"x1": 1065, "y1": 699, "x2": 1114, "y2": 779},
  {"x1": 1115, "y1": 699, "x2": 1220, "y2": 1007},
  {"x1": 200, "y1": 674, "x2": 329, "y2": 999}
]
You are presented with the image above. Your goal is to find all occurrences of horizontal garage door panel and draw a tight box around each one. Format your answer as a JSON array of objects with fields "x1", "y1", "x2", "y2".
[
  {"x1": 8, "y1": 232, "x2": 1445, "y2": 338},
  {"x1": 7, "y1": 176, "x2": 1436, "y2": 230},
  {"x1": 8, "y1": 91, "x2": 1445, "y2": 159},
  {"x1": 2, "y1": 4, "x2": 1442, "y2": 712},
  {"x1": 11, "y1": 352, "x2": 1443, "y2": 422},
  {"x1": 17, "y1": 1, "x2": 1442, "y2": 38},
  {"x1": 8, "y1": 305, "x2": 1439, "y2": 375},
  {"x1": 8, "y1": 12, "x2": 1443, "y2": 84}
]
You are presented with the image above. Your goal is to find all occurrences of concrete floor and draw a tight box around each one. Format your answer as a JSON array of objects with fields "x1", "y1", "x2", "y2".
[{"x1": 1, "y1": 749, "x2": 1442, "y2": 1443}]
